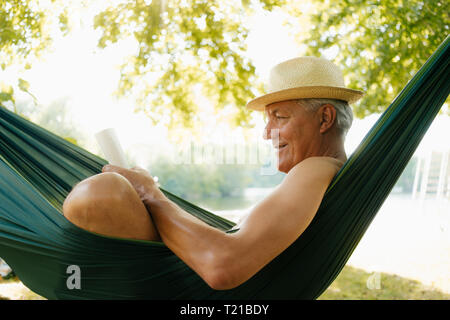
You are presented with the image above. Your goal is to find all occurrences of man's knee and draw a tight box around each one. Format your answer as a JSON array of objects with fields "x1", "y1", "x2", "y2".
[{"x1": 63, "y1": 172, "x2": 160, "y2": 241}]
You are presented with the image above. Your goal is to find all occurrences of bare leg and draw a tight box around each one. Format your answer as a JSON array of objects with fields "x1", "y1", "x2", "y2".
[{"x1": 62, "y1": 172, "x2": 161, "y2": 241}]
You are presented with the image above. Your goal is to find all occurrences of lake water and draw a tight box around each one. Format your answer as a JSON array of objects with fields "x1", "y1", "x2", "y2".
[{"x1": 197, "y1": 189, "x2": 450, "y2": 293}]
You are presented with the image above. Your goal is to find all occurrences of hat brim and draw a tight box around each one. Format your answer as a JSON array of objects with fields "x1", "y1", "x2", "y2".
[{"x1": 246, "y1": 86, "x2": 364, "y2": 111}]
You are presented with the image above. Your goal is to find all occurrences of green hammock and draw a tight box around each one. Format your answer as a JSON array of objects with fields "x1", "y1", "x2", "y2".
[{"x1": 0, "y1": 36, "x2": 449, "y2": 300}]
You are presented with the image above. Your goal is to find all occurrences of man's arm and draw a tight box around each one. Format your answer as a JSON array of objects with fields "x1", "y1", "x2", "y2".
[{"x1": 140, "y1": 157, "x2": 341, "y2": 290}]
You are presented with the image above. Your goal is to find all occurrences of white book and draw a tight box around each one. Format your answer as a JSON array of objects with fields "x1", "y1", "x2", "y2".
[{"x1": 95, "y1": 128, "x2": 129, "y2": 168}]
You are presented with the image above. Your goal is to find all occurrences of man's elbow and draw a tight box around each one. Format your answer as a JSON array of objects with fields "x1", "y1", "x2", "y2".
[
  {"x1": 202, "y1": 255, "x2": 246, "y2": 290},
  {"x1": 204, "y1": 268, "x2": 243, "y2": 291}
]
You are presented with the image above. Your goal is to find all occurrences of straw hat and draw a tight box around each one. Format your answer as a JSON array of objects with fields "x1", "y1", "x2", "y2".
[{"x1": 246, "y1": 56, "x2": 364, "y2": 111}]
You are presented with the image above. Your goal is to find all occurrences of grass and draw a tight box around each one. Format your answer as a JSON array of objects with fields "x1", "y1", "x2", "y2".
[
  {"x1": 1, "y1": 265, "x2": 448, "y2": 300},
  {"x1": 318, "y1": 266, "x2": 450, "y2": 300}
]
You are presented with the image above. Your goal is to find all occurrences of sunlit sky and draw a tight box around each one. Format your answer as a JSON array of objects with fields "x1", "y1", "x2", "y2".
[{"x1": 1, "y1": 4, "x2": 449, "y2": 165}]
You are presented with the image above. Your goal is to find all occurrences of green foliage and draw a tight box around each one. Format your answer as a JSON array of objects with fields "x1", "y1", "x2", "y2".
[
  {"x1": 0, "y1": 0, "x2": 50, "y2": 67},
  {"x1": 149, "y1": 157, "x2": 251, "y2": 200},
  {"x1": 93, "y1": 0, "x2": 284, "y2": 129},
  {"x1": 148, "y1": 151, "x2": 284, "y2": 202},
  {"x1": 34, "y1": 99, "x2": 83, "y2": 145},
  {"x1": 3, "y1": 0, "x2": 447, "y2": 127},
  {"x1": 0, "y1": 84, "x2": 15, "y2": 110},
  {"x1": 0, "y1": 0, "x2": 67, "y2": 108},
  {"x1": 58, "y1": 8, "x2": 70, "y2": 35},
  {"x1": 13, "y1": 97, "x2": 84, "y2": 146},
  {"x1": 290, "y1": 0, "x2": 450, "y2": 117},
  {"x1": 17, "y1": 78, "x2": 37, "y2": 104}
]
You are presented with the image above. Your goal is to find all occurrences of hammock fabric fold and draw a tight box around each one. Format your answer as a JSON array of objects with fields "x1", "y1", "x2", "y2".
[{"x1": 0, "y1": 36, "x2": 449, "y2": 299}]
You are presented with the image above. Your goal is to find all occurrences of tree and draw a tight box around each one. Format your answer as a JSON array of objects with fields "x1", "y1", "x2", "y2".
[
  {"x1": 93, "y1": 0, "x2": 285, "y2": 129},
  {"x1": 0, "y1": 1, "x2": 50, "y2": 69},
  {"x1": 4, "y1": 0, "x2": 447, "y2": 124},
  {"x1": 1, "y1": 0, "x2": 284, "y2": 129},
  {"x1": 13, "y1": 96, "x2": 86, "y2": 146},
  {"x1": 0, "y1": 0, "x2": 67, "y2": 110},
  {"x1": 148, "y1": 156, "x2": 250, "y2": 200},
  {"x1": 287, "y1": 0, "x2": 450, "y2": 117}
]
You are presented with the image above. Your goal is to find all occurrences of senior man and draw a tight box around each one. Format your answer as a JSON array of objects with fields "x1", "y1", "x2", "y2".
[{"x1": 62, "y1": 56, "x2": 363, "y2": 290}]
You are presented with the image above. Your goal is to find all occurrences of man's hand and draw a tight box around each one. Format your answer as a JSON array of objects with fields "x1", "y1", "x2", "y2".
[{"x1": 102, "y1": 165, "x2": 167, "y2": 203}]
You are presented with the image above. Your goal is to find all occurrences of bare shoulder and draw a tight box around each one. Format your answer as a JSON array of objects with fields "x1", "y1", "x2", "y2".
[{"x1": 286, "y1": 156, "x2": 344, "y2": 181}]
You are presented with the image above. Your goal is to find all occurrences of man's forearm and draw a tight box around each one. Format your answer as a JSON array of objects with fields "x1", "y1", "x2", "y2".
[{"x1": 143, "y1": 196, "x2": 234, "y2": 285}]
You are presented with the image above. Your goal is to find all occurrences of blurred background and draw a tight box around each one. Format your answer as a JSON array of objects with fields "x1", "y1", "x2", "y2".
[{"x1": 0, "y1": 0, "x2": 449, "y2": 299}]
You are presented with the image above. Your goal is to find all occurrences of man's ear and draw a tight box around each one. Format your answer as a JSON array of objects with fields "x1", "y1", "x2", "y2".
[{"x1": 319, "y1": 104, "x2": 337, "y2": 134}]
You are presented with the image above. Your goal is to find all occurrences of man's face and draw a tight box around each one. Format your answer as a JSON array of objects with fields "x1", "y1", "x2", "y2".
[{"x1": 263, "y1": 100, "x2": 320, "y2": 173}]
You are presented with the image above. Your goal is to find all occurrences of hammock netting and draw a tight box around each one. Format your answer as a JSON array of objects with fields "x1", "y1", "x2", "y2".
[{"x1": 0, "y1": 36, "x2": 449, "y2": 299}]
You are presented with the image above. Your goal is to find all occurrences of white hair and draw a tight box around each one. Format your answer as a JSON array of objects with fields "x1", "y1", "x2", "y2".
[{"x1": 296, "y1": 98, "x2": 353, "y2": 136}]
